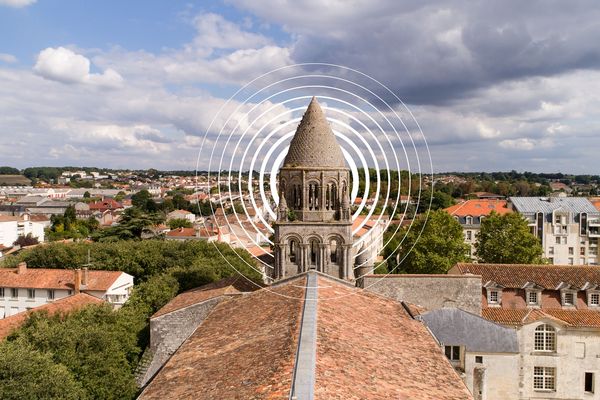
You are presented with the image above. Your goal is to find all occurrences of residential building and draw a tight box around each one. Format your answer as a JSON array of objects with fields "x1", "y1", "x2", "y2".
[
  {"x1": 0, "y1": 214, "x2": 45, "y2": 247},
  {"x1": 0, "y1": 262, "x2": 133, "y2": 318},
  {"x1": 444, "y1": 199, "x2": 512, "y2": 259},
  {"x1": 450, "y1": 263, "x2": 600, "y2": 399},
  {"x1": 166, "y1": 209, "x2": 195, "y2": 223},
  {"x1": 417, "y1": 307, "x2": 520, "y2": 400},
  {"x1": 509, "y1": 197, "x2": 600, "y2": 265},
  {"x1": 138, "y1": 271, "x2": 472, "y2": 399}
]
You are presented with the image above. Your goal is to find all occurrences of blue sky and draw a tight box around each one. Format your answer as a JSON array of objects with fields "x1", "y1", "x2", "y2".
[{"x1": 1, "y1": 0, "x2": 600, "y2": 173}]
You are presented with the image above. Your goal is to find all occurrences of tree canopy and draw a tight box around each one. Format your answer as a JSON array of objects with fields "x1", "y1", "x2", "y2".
[
  {"x1": 475, "y1": 211, "x2": 545, "y2": 264},
  {"x1": 384, "y1": 210, "x2": 469, "y2": 274}
]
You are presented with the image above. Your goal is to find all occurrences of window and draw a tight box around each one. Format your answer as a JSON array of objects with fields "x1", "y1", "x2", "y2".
[
  {"x1": 590, "y1": 293, "x2": 600, "y2": 306},
  {"x1": 475, "y1": 356, "x2": 483, "y2": 364},
  {"x1": 569, "y1": 247, "x2": 574, "y2": 255},
  {"x1": 0, "y1": 288, "x2": 4, "y2": 298},
  {"x1": 569, "y1": 258, "x2": 574, "y2": 265},
  {"x1": 585, "y1": 372, "x2": 594, "y2": 393},
  {"x1": 563, "y1": 292, "x2": 575, "y2": 306},
  {"x1": 556, "y1": 237, "x2": 561, "y2": 245},
  {"x1": 581, "y1": 247, "x2": 586, "y2": 256},
  {"x1": 47, "y1": 290, "x2": 55, "y2": 300},
  {"x1": 27, "y1": 289, "x2": 35, "y2": 299},
  {"x1": 534, "y1": 367, "x2": 555, "y2": 390},
  {"x1": 466, "y1": 230, "x2": 472, "y2": 241},
  {"x1": 528, "y1": 291, "x2": 539, "y2": 305},
  {"x1": 444, "y1": 345, "x2": 460, "y2": 361},
  {"x1": 465, "y1": 216, "x2": 473, "y2": 225},
  {"x1": 10, "y1": 288, "x2": 18, "y2": 299},
  {"x1": 562, "y1": 237, "x2": 567, "y2": 245},
  {"x1": 549, "y1": 246, "x2": 554, "y2": 255},
  {"x1": 534, "y1": 324, "x2": 556, "y2": 352},
  {"x1": 489, "y1": 290, "x2": 499, "y2": 304}
]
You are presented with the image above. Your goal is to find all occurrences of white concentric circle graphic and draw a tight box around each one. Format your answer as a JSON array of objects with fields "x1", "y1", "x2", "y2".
[{"x1": 195, "y1": 63, "x2": 433, "y2": 300}]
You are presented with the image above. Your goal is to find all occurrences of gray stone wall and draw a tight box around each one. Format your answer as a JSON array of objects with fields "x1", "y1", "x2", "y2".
[
  {"x1": 362, "y1": 275, "x2": 482, "y2": 315},
  {"x1": 138, "y1": 296, "x2": 225, "y2": 387}
]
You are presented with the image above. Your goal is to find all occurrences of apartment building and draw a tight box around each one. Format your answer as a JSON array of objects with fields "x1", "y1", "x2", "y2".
[{"x1": 509, "y1": 197, "x2": 600, "y2": 265}]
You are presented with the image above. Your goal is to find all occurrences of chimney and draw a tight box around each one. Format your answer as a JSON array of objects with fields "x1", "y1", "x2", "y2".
[
  {"x1": 82, "y1": 267, "x2": 89, "y2": 286},
  {"x1": 74, "y1": 269, "x2": 82, "y2": 294},
  {"x1": 17, "y1": 262, "x2": 27, "y2": 274}
]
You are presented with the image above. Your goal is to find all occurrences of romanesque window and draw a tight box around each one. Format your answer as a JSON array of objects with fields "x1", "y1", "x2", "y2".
[
  {"x1": 289, "y1": 240, "x2": 298, "y2": 264},
  {"x1": 309, "y1": 239, "x2": 319, "y2": 265},
  {"x1": 533, "y1": 366, "x2": 555, "y2": 390},
  {"x1": 534, "y1": 324, "x2": 556, "y2": 352},
  {"x1": 308, "y1": 183, "x2": 320, "y2": 210},
  {"x1": 330, "y1": 239, "x2": 338, "y2": 263}
]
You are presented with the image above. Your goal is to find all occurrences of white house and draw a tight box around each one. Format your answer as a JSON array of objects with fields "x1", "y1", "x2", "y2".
[
  {"x1": 0, "y1": 262, "x2": 134, "y2": 318},
  {"x1": 0, "y1": 214, "x2": 45, "y2": 248},
  {"x1": 166, "y1": 209, "x2": 195, "y2": 224}
]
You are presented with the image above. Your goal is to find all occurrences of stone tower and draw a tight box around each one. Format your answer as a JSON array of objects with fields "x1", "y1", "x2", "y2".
[{"x1": 272, "y1": 97, "x2": 354, "y2": 281}]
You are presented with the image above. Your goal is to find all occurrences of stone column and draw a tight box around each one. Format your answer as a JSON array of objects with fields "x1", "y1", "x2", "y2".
[{"x1": 280, "y1": 244, "x2": 286, "y2": 279}]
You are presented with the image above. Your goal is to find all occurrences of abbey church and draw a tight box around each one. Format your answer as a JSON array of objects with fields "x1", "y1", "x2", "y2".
[{"x1": 273, "y1": 97, "x2": 355, "y2": 280}]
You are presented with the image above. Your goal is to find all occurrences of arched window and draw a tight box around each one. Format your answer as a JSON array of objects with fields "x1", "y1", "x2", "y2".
[
  {"x1": 331, "y1": 183, "x2": 337, "y2": 209},
  {"x1": 309, "y1": 239, "x2": 319, "y2": 265},
  {"x1": 330, "y1": 239, "x2": 338, "y2": 263},
  {"x1": 289, "y1": 240, "x2": 298, "y2": 264},
  {"x1": 534, "y1": 324, "x2": 556, "y2": 352},
  {"x1": 465, "y1": 216, "x2": 473, "y2": 225}
]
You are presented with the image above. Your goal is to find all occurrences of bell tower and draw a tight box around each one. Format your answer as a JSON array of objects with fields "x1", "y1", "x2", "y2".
[{"x1": 272, "y1": 97, "x2": 354, "y2": 281}]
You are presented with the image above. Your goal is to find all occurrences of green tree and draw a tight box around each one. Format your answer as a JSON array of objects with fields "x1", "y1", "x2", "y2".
[
  {"x1": 83, "y1": 191, "x2": 91, "y2": 198},
  {"x1": 385, "y1": 210, "x2": 469, "y2": 274},
  {"x1": 475, "y1": 212, "x2": 545, "y2": 264},
  {"x1": 168, "y1": 218, "x2": 192, "y2": 229},
  {"x1": 0, "y1": 341, "x2": 86, "y2": 400}
]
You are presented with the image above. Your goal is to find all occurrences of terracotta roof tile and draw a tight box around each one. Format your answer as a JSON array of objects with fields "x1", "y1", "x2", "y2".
[
  {"x1": 483, "y1": 307, "x2": 600, "y2": 328},
  {"x1": 140, "y1": 277, "x2": 305, "y2": 400},
  {"x1": 152, "y1": 276, "x2": 262, "y2": 318},
  {"x1": 444, "y1": 199, "x2": 512, "y2": 217},
  {"x1": 0, "y1": 293, "x2": 103, "y2": 339},
  {"x1": 452, "y1": 263, "x2": 600, "y2": 289},
  {"x1": 0, "y1": 267, "x2": 124, "y2": 291},
  {"x1": 314, "y1": 277, "x2": 472, "y2": 400}
]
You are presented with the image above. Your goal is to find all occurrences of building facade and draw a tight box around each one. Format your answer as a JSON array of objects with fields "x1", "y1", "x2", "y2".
[
  {"x1": 509, "y1": 197, "x2": 600, "y2": 265},
  {"x1": 272, "y1": 98, "x2": 354, "y2": 281}
]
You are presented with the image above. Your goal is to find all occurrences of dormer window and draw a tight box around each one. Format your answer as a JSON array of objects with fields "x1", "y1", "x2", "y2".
[
  {"x1": 588, "y1": 291, "x2": 600, "y2": 307},
  {"x1": 562, "y1": 291, "x2": 575, "y2": 306},
  {"x1": 465, "y1": 216, "x2": 473, "y2": 225},
  {"x1": 484, "y1": 282, "x2": 504, "y2": 307},
  {"x1": 528, "y1": 291, "x2": 539, "y2": 305}
]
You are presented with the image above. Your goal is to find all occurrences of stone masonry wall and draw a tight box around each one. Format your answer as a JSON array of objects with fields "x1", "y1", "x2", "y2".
[
  {"x1": 139, "y1": 296, "x2": 225, "y2": 387},
  {"x1": 363, "y1": 275, "x2": 482, "y2": 315}
]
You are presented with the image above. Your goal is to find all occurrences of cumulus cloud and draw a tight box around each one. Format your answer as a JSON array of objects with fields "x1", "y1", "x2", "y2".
[
  {"x1": 34, "y1": 47, "x2": 123, "y2": 88},
  {"x1": 0, "y1": 0, "x2": 35, "y2": 8}
]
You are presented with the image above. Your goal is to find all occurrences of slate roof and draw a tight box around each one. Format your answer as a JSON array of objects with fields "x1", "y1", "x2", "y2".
[
  {"x1": 282, "y1": 97, "x2": 347, "y2": 169},
  {"x1": 0, "y1": 293, "x2": 103, "y2": 339},
  {"x1": 509, "y1": 196, "x2": 599, "y2": 214},
  {"x1": 0, "y1": 267, "x2": 124, "y2": 291},
  {"x1": 419, "y1": 308, "x2": 519, "y2": 353},
  {"x1": 451, "y1": 263, "x2": 600, "y2": 289},
  {"x1": 141, "y1": 272, "x2": 472, "y2": 399},
  {"x1": 152, "y1": 275, "x2": 263, "y2": 318}
]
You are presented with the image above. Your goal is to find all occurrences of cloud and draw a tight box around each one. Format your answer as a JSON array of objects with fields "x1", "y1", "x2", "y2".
[
  {"x1": 0, "y1": 53, "x2": 17, "y2": 63},
  {"x1": 0, "y1": 0, "x2": 35, "y2": 8},
  {"x1": 192, "y1": 13, "x2": 271, "y2": 51},
  {"x1": 34, "y1": 47, "x2": 123, "y2": 88}
]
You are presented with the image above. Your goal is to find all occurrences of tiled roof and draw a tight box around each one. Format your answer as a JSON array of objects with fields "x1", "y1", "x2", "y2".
[
  {"x1": 0, "y1": 293, "x2": 103, "y2": 339},
  {"x1": 283, "y1": 97, "x2": 347, "y2": 169},
  {"x1": 141, "y1": 273, "x2": 472, "y2": 399},
  {"x1": 0, "y1": 267, "x2": 124, "y2": 290},
  {"x1": 483, "y1": 307, "x2": 600, "y2": 328},
  {"x1": 165, "y1": 227, "x2": 196, "y2": 237},
  {"x1": 140, "y1": 276, "x2": 305, "y2": 399},
  {"x1": 451, "y1": 263, "x2": 600, "y2": 289},
  {"x1": 444, "y1": 199, "x2": 511, "y2": 217},
  {"x1": 152, "y1": 275, "x2": 262, "y2": 318},
  {"x1": 314, "y1": 277, "x2": 471, "y2": 400}
]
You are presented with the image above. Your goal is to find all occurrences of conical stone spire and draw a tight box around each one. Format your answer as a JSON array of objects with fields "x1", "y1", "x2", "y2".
[{"x1": 283, "y1": 97, "x2": 346, "y2": 168}]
